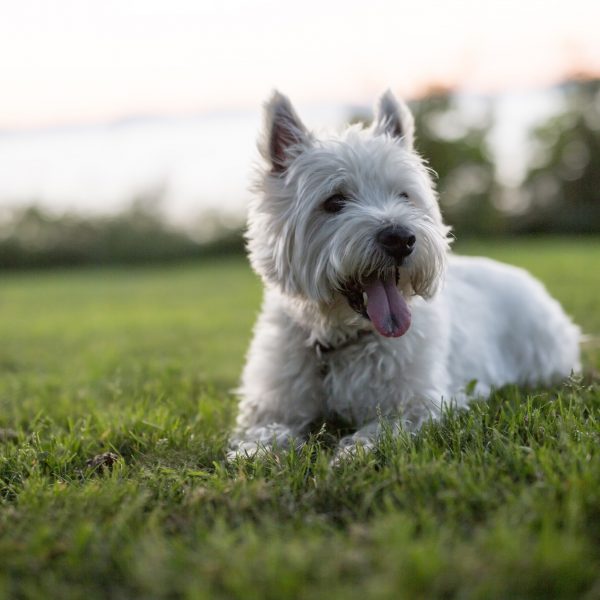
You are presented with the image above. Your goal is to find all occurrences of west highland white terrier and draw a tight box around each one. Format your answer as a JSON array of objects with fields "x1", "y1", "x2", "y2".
[{"x1": 229, "y1": 90, "x2": 581, "y2": 461}]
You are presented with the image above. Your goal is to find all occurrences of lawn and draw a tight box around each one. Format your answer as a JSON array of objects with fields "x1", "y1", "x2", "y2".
[{"x1": 0, "y1": 237, "x2": 599, "y2": 599}]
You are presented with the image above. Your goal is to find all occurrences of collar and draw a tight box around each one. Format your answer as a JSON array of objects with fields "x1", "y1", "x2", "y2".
[{"x1": 313, "y1": 329, "x2": 374, "y2": 374}]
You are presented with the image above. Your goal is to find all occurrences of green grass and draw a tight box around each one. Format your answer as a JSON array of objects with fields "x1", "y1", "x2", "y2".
[{"x1": 0, "y1": 237, "x2": 599, "y2": 599}]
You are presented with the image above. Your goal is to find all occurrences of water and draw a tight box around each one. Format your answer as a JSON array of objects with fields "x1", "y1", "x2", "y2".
[{"x1": 0, "y1": 112, "x2": 262, "y2": 226}]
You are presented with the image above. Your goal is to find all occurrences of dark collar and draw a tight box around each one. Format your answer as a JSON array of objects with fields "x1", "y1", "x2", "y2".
[{"x1": 313, "y1": 329, "x2": 374, "y2": 374}]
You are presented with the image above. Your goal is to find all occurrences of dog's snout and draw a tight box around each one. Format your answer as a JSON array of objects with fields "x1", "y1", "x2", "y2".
[{"x1": 377, "y1": 225, "x2": 416, "y2": 262}]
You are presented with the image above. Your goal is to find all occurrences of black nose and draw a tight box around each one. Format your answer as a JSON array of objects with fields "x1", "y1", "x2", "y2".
[{"x1": 376, "y1": 225, "x2": 416, "y2": 262}]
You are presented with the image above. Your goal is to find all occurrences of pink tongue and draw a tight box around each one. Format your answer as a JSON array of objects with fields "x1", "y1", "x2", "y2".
[{"x1": 364, "y1": 275, "x2": 411, "y2": 337}]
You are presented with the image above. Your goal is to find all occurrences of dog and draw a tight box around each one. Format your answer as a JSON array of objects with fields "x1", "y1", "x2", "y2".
[{"x1": 228, "y1": 90, "x2": 581, "y2": 461}]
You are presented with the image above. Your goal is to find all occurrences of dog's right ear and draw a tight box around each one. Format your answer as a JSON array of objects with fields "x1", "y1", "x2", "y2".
[{"x1": 261, "y1": 91, "x2": 310, "y2": 174}]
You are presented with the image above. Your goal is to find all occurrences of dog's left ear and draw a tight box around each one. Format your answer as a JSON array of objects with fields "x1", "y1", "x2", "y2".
[
  {"x1": 374, "y1": 90, "x2": 415, "y2": 150},
  {"x1": 261, "y1": 91, "x2": 311, "y2": 174}
]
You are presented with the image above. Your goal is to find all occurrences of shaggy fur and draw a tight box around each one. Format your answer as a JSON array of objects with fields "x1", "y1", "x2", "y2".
[{"x1": 229, "y1": 90, "x2": 581, "y2": 461}]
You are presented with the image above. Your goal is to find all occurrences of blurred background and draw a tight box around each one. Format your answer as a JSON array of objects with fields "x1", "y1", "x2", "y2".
[{"x1": 1, "y1": 0, "x2": 599, "y2": 268}]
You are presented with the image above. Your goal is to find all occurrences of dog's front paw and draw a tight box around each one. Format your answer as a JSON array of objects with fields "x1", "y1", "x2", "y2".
[
  {"x1": 226, "y1": 441, "x2": 270, "y2": 462},
  {"x1": 330, "y1": 437, "x2": 375, "y2": 467},
  {"x1": 227, "y1": 423, "x2": 304, "y2": 462}
]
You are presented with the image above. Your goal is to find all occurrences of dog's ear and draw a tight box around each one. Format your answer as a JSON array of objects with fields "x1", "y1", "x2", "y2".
[
  {"x1": 374, "y1": 90, "x2": 415, "y2": 150},
  {"x1": 261, "y1": 91, "x2": 310, "y2": 173}
]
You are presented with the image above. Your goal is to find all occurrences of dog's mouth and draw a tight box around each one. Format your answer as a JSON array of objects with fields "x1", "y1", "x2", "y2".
[{"x1": 341, "y1": 267, "x2": 411, "y2": 338}]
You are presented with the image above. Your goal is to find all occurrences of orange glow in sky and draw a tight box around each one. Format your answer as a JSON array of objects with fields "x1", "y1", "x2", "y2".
[{"x1": 1, "y1": 0, "x2": 599, "y2": 128}]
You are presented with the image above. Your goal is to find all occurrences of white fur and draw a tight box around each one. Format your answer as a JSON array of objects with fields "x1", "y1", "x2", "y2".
[{"x1": 229, "y1": 91, "x2": 581, "y2": 461}]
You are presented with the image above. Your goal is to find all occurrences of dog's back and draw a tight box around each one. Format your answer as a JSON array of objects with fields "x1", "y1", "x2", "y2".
[{"x1": 442, "y1": 255, "x2": 580, "y2": 397}]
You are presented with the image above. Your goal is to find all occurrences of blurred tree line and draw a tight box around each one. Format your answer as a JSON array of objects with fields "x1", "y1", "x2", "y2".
[
  {"x1": 0, "y1": 196, "x2": 244, "y2": 269},
  {"x1": 517, "y1": 78, "x2": 600, "y2": 233},
  {"x1": 0, "y1": 77, "x2": 599, "y2": 268}
]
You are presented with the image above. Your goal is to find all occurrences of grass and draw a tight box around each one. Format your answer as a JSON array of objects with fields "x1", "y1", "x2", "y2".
[{"x1": 0, "y1": 237, "x2": 599, "y2": 599}]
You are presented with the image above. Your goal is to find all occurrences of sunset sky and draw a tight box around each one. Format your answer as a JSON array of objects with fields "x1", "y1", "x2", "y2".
[{"x1": 1, "y1": 0, "x2": 599, "y2": 129}]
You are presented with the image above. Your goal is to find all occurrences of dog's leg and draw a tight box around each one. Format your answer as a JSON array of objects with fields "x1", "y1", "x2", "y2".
[
  {"x1": 333, "y1": 420, "x2": 382, "y2": 460},
  {"x1": 227, "y1": 422, "x2": 304, "y2": 460},
  {"x1": 331, "y1": 408, "x2": 437, "y2": 465},
  {"x1": 228, "y1": 295, "x2": 324, "y2": 461},
  {"x1": 332, "y1": 419, "x2": 401, "y2": 465}
]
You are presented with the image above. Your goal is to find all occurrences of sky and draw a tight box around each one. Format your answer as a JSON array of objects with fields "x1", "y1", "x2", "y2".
[
  {"x1": 1, "y1": 0, "x2": 599, "y2": 129},
  {"x1": 0, "y1": 0, "x2": 598, "y2": 223}
]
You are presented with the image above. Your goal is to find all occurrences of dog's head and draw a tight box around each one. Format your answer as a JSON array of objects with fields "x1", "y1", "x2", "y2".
[{"x1": 247, "y1": 91, "x2": 451, "y2": 337}]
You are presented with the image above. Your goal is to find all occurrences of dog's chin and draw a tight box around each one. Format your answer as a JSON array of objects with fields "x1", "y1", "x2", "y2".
[{"x1": 339, "y1": 266, "x2": 412, "y2": 338}]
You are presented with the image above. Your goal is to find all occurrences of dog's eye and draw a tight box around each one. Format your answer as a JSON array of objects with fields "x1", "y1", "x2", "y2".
[
  {"x1": 323, "y1": 193, "x2": 347, "y2": 213},
  {"x1": 397, "y1": 191, "x2": 409, "y2": 200}
]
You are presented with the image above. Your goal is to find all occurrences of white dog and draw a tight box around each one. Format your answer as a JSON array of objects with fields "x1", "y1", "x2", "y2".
[{"x1": 229, "y1": 90, "x2": 581, "y2": 460}]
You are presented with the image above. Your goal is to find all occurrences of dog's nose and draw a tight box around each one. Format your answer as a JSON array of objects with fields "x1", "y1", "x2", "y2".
[{"x1": 376, "y1": 225, "x2": 416, "y2": 262}]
